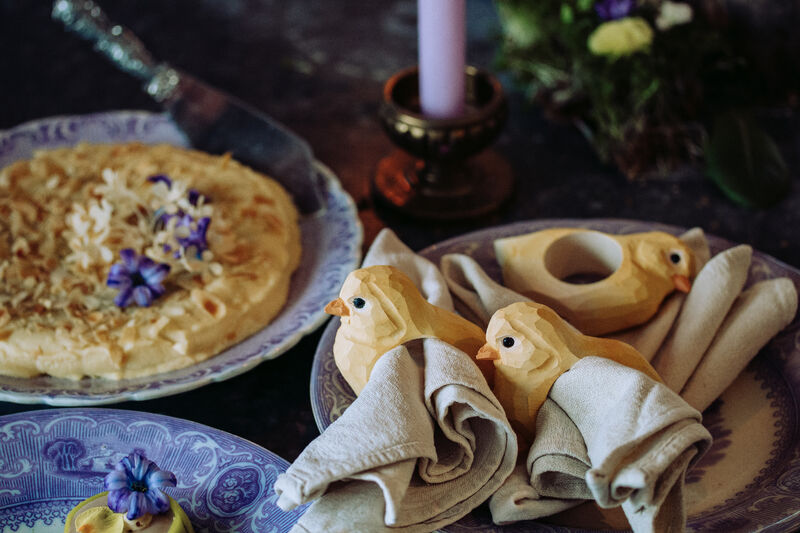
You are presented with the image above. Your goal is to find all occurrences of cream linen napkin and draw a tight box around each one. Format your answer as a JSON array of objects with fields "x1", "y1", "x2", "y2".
[
  {"x1": 439, "y1": 251, "x2": 532, "y2": 328},
  {"x1": 556, "y1": 357, "x2": 710, "y2": 532},
  {"x1": 680, "y1": 277, "x2": 798, "y2": 411},
  {"x1": 275, "y1": 339, "x2": 517, "y2": 533},
  {"x1": 274, "y1": 229, "x2": 517, "y2": 533},
  {"x1": 439, "y1": 228, "x2": 797, "y2": 530},
  {"x1": 488, "y1": 357, "x2": 711, "y2": 532},
  {"x1": 644, "y1": 242, "x2": 797, "y2": 410},
  {"x1": 651, "y1": 244, "x2": 753, "y2": 391},
  {"x1": 488, "y1": 399, "x2": 589, "y2": 523}
]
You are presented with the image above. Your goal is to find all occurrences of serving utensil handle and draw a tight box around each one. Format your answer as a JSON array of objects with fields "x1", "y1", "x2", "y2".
[
  {"x1": 52, "y1": 0, "x2": 159, "y2": 81},
  {"x1": 52, "y1": 0, "x2": 183, "y2": 103}
]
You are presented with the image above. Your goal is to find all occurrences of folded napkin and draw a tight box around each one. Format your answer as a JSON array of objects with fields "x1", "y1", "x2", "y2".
[
  {"x1": 552, "y1": 357, "x2": 710, "y2": 532},
  {"x1": 488, "y1": 399, "x2": 589, "y2": 523},
  {"x1": 275, "y1": 338, "x2": 517, "y2": 532},
  {"x1": 488, "y1": 356, "x2": 712, "y2": 532},
  {"x1": 642, "y1": 242, "x2": 797, "y2": 411},
  {"x1": 651, "y1": 244, "x2": 753, "y2": 391},
  {"x1": 439, "y1": 251, "x2": 532, "y2": 328},
  {"x1": 279, "y1": 227, "x2": 796, "y2": 533},
  {"x1": 680, "y1": 277, "x2": 798, "y2": 411},
  {"x1": 274, "y1": 229, "x2": 517, "y2": 532},
  {"x1": 439, "y1": 227, "x2": 797, "y2": 530}
]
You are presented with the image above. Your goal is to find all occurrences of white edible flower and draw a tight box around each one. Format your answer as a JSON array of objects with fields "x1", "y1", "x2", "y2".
[
  {"x1": 64, "y1": 200, "x2": 113, "y2": 269},
  {"x1": 88, "y1": 198, "x2": 113, "y2": 235},
  {"x1": 656, "y1": 1, "x2": 693, "y2": 31},
  {"x1": 164, "y1": 178, "x2": 189, "y2": 207},
  {"x1": 98, "y1": 168, "x2": 141, "y2": 208}
]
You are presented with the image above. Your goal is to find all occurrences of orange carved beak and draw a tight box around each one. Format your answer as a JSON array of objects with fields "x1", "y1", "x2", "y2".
[
  {"x1": 324, "y1": 298, "x2": 349, "y2": 316},
  {"x1": 476, "y1": 343, "x2": 500, "y2": 361},
  {"x1": 672, "y1": 274, "x2": 692, "y2": 293}
]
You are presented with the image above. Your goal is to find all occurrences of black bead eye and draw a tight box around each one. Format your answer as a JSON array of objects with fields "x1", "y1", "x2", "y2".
[
  {"x1": 502, "y1": 336, "x2": 515, "y2": 348},
  {"x1": 352, "y1": 297, "x2": 366, "y2": 309},
  {"x1": 669, "y1": 252, "x2": 682, "y2": 264}
]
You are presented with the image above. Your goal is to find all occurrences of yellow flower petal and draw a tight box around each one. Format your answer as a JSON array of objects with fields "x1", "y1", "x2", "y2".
[{"x1": 588, "y1": 17, "x2": 654, "y2": 56}]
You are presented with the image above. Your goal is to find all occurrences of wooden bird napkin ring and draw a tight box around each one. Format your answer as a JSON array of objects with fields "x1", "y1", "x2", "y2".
[{"x1": 494, "y1": 228, "x2": 695, "y2": 335}]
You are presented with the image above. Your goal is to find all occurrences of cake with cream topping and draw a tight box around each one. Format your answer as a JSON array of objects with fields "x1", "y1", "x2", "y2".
[
  {"x1": 0, "y1": 142, "x2": 301, "y2": 379},
  {"x1": 64, "y1": 453, "x2": 193, "y2": 533}
]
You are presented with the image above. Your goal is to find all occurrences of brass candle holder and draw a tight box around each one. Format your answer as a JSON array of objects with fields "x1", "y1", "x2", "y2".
[{"x1": 373, "y1": 66, "x2": 513, "y2": 220}]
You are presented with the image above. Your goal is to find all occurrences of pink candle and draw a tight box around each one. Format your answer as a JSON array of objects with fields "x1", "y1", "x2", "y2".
[{"x1": 418, "y1": 0, "x2": 466, "y2": 118}]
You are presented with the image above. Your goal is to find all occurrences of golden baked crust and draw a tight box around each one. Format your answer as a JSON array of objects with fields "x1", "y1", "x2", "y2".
[{"x1": 0, "y1": 142, "x2": 301, "y2": 379}]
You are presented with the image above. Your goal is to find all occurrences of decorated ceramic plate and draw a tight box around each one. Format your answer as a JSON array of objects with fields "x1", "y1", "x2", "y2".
[
  {"x1": 0, "y1": 408, "x2": 307, "y2": 532},
  {"x1": 310, "y1": 218, "x2": 800, "y2": 532},
  {"x1": 0, "y1": 111, "x2": 362, "y2": 405}
]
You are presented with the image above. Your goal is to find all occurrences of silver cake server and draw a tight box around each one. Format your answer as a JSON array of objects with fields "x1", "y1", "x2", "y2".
[{"x1": 52, "y1": 0, "x2": 325, "y2": 214}]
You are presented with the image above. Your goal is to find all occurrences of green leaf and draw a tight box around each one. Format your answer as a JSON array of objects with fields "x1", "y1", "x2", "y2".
[
  {"x1": 705, "y1": 112, "x2": 791, "y2": 208},
  {"x1": 633, "y1": 79, "x2": 659, "y2": 111},
  {"x1": 560, "y1": 4, "x2": 574, "y2": 24}
]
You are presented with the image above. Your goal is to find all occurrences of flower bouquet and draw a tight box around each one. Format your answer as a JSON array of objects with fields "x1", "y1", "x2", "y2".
[{"x1": 495, "y1": 0, "x2": 795, "y2": 206}]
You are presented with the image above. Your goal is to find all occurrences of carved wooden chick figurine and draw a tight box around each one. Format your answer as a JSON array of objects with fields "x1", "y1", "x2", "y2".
[
  {"x1": 325, "y1": 265, "x2": 490, "y2": 395},
  {"x1": 477, "y1": 301, "x2": 661, "y2": 442},
  {"x1": 495, "y1": 228, "x2": 695, "y2": 335}
]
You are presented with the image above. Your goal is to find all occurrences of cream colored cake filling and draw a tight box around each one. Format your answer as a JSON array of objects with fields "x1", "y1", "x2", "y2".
[{"x1": 0, "y1": 142, "x2": 301, "y2": 380}]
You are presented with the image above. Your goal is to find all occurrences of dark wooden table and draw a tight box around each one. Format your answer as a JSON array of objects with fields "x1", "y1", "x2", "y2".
[{"x1": 1, "y1": 0, "x2": 798, "y2": 462}]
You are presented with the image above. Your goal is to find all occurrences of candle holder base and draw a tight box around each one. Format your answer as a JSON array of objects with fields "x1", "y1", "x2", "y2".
[
  {"x1": 373, "y1": 149, "x2": 513, "y2": 220},
  {"x1": 374, "y1": 66, "x2": 513, "y2": 220}
]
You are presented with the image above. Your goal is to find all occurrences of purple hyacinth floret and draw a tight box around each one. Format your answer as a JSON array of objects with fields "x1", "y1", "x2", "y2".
[
  {"x1": 104, "y1": 453, "x2": 177, "y2": 520},
  {"x1": 147, "y1": 174, "x2": 209, "y2": 207},
  {"x1": 146, "y1": 174, "x2": 173, "y2": 188},
  {"x1": 595, "y1": 0, "x2": 635, "y2": 20},
  {"x1": 176, "y1": 215, "x2": 211, "y2": 257},
  {"x1": 153, "y1": 208, "x2": 172, "y2": 230},
  {"x1": 155, "y1": 214, "x2": 211, "y2": 258},
  {"x1": 107, "y1": 249, "x2": 171, "y2": 308},
  {"x1": 145, "y1": 174, "x2": 212, "y2": 259},
  {"x1": 188, "y1": 188, "x2": 203, "y2": 206}
]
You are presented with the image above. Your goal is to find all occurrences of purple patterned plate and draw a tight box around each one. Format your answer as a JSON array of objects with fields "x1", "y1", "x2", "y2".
[
  {"x1": 310, "y1": 219, "x2": 800, "y2": 532},
  {"x1": 0, "y1": 408, "x2": 307, "y2": 532},
  {"x1": 0, "y1": 111, "x2": 362, "y2": 405}
]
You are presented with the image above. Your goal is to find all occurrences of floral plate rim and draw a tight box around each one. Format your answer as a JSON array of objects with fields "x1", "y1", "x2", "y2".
[
  {"x1": 0, "y1": 407, "x2": 307, "y2": 532},
  {"x1": 0, "y1": 110, "x2": 363, "y2": 406}
]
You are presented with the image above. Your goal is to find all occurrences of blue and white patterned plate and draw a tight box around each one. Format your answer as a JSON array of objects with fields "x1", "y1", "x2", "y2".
[
  {"x1": 0, "y1": 408, "x2": 306, "y2": 533},
  {"x1": 310, "y1": 218, "x2": 800, "y2": 532},
  {"x1": 0, "y1": 111, "x2": 362, "y2": 406}
]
